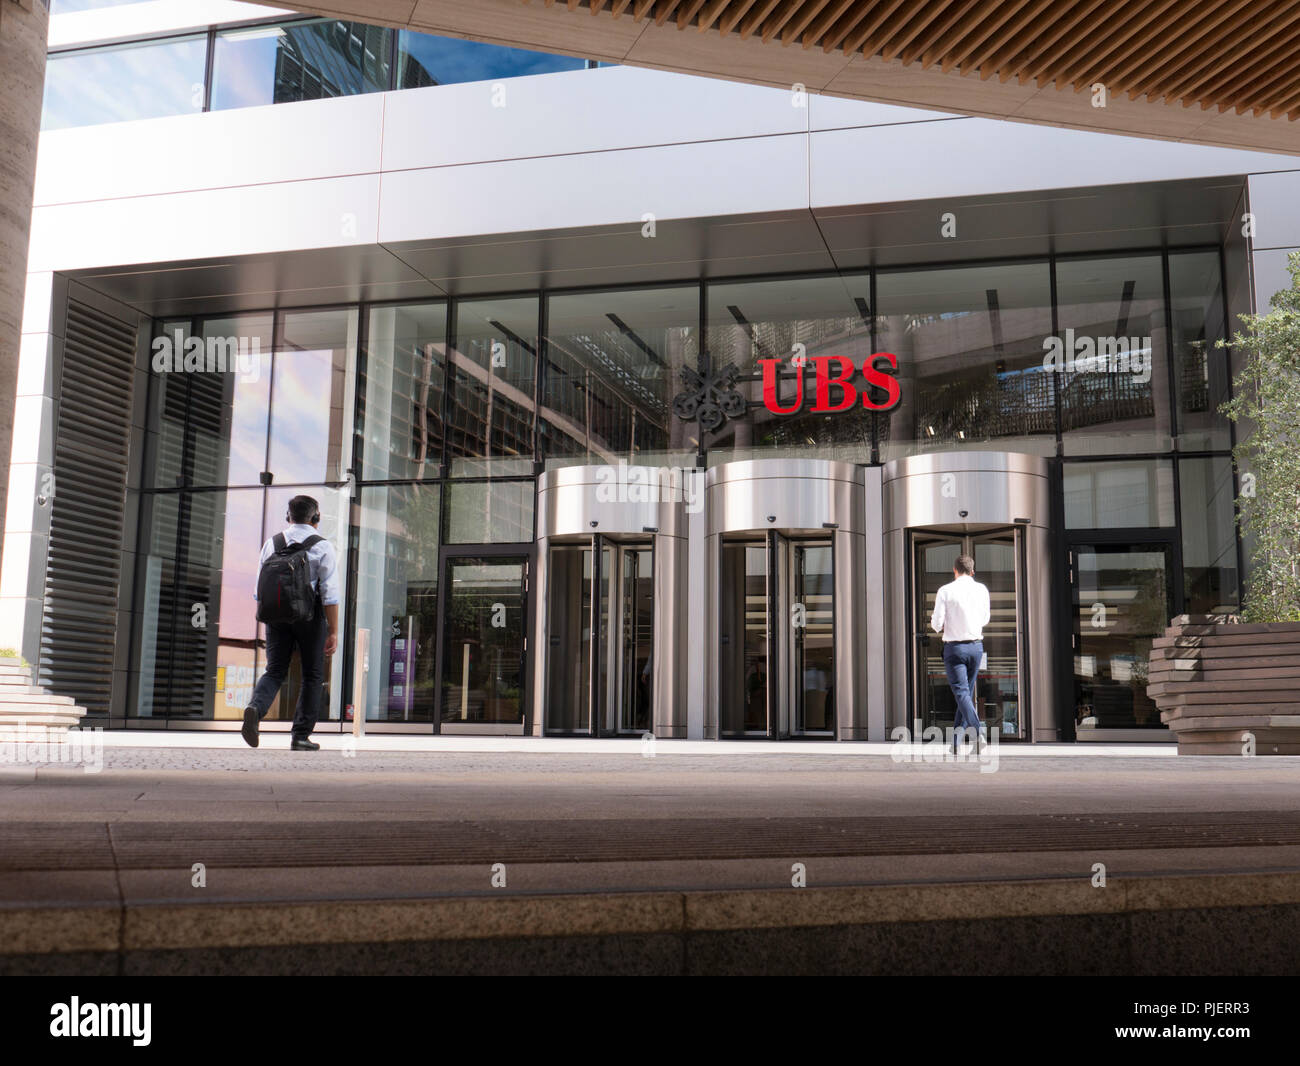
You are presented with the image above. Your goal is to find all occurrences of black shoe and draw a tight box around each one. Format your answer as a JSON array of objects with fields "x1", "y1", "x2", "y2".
[
  {"x1": 241, "y1": 707, "x2": 259, "y2": 748},
  {"x1": 290, "y1": 736, "x2": 320, "y2": 751}
]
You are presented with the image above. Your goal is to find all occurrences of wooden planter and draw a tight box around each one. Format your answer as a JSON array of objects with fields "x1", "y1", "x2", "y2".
[{"x1": 1147, "y1": 615, "x2": 1300, "y2": 754}]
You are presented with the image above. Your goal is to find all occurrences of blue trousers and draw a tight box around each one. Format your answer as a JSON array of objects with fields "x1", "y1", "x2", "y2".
[
  {"x1": 942, "y1": 640, "x2": 983, "y2": 739},
  {"x1": 249, "y1": 611, "x2": 326, "y2": 739}
]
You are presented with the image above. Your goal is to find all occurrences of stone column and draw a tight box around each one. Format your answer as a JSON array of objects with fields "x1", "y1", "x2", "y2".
[{"x1": 0, "y1": 0, "x2": 47, "y2": 575}]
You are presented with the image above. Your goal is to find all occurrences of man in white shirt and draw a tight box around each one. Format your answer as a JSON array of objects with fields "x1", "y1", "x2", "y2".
[
  {"x1": 241, "y1": 495, "x2": 340, "y2": 751},
  {"x1": 930, "y1": 553, "x2": 991, "y2": 750}
]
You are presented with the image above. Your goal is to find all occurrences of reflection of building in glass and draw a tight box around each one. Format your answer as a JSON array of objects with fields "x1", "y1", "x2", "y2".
[{"x1": 271, "y1": 22, "x2": 391, "y2": 103}]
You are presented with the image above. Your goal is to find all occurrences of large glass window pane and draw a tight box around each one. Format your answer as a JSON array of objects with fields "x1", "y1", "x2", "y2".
[
  {"x1": 973, "y1": 534, "x2": 1021, "y2": 738},
  {"x1": 42, "y1": 36, "x2": 207, "y2": 130},
  {"x1": 718, "y1": 541, "x2": 768, "y2": 735},
  {"x1": 1063, "y1": 460, "x2": 1175, "y2": 529},
  {"x1": 441, "y1": 558, "x2": 527, "y2": 726},
  {"x1": 704, "y1": 274, "x2": 874, "y2": 463},
  {"x1": 446, "y1": 297, "x2": 537, "y2": 477},
  {"x1": 52, "y1": 0, "x2": 150, "y2": 11},
  {"x1": 542, "y1": 286, "x2": 699, "y2": 469},
  {"x1": 147, "y1": 318, "x2": 193, "y2": 490},
  {"x1": 396, "y1": 31, "x2": 587, "y2": 88},
  {"x1": 619, "y1": 546, "x2": 653, "y2": 735},
  {"x1": 1169, "y1": 251, "x2": 1231, "y2": 452},
  {"x1": 360, "y1": 302, "x2": 448, "y2": 481},
  {"x1": 133, "y1": 489, "x2": 266, "y2": 720},
  {"x1": 1057, "y1": 255, "x2": 1170, "y2": 455},
  {"x1": 134, "y1": 492, "x2": 182, "y2": 717},
  {"x1": 269, "y1": 308, "x2": 357, "y2": 485},
  {"x1": 355, "y1": 485, "x2": 441, "y2": 722},
  {"x1": 445, "y1": 481, "x2": 534, "y2": 543},
  {"x1": 1074, "y1": 545, "x2": 1171, "y2": 733},
  {"x1": 876, "y1": 262, "x2": 1055, "y2": 461},
  {"x1": 147, "y1": 314, "x2": 274, "y2": 489},
  {"x1": 793, "y1": 543, "x2": 834, "y2": 735},
  {"x1": 211, "y1": 19, "x2": 392, "y2": 111},
  {"x1": 1179, "y1": 456, "x2": 1239, "y2": 614},
  {"x1": 545, "y1": 545, "x2": 593, "y2": 734}
]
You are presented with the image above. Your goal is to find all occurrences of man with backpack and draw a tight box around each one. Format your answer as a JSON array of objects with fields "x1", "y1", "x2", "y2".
[{"x1": 241, "y1": 495, "x2": 340, "y2": 751}]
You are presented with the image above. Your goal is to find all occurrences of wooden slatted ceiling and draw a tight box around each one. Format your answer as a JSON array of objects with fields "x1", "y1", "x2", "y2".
[{"x1": 528, "y1": 0, "x2": 1300, "y2": 119}]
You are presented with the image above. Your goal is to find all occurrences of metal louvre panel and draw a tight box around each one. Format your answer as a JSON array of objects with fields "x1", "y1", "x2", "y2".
[{"x1": 39, "y1": 301, "x2": 138, "y2": 715}]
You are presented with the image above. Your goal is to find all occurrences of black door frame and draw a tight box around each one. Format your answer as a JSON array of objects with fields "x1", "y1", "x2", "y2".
[
  {"x1": 431, "y1": 542, "x2": 531, "y2": 734},
  {"x1": 1064, "y1": 530, "x2": 1179, "y2": 735}
]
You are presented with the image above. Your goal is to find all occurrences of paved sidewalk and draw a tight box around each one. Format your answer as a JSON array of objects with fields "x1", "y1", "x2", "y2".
[
  {"x1": 2, "y1": 746, "x2": 1298, "y2": 893},
  {"x1": 3, "y1": 746, "x2": 1299, "y2": 973}
]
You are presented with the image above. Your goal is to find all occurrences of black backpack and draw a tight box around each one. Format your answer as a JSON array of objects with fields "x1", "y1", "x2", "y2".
[{"x1": 256, "y1": 533, "x2": 324, "y2": 625}]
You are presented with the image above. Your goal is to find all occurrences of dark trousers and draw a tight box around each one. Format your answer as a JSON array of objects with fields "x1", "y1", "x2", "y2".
[
  {"x1": 942, "y1": 639, "x2": 983, "y2": 742},
  {"x1": 248, "y1": 612, "x2": 326, "y2": 739}
]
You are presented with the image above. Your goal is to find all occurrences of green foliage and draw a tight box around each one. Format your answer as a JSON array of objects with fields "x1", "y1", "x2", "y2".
[{"x1": 1220, "y1": 250, "x2": 1300, "y2": 623}]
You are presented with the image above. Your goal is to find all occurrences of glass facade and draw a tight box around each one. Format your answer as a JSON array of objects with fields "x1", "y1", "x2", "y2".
[
  {"x1": 50, "y1": 0, "x2": 145, "y2": 10},
  {"x1": 1178, "y1": 456, "x2": 1240, "y2": 614},
  {"x1": 44, "y1": 17, "x2": 595, "y2": 130},
  {"x1": 355, "y1": 484, "x2": 441, "y2": 722},
  {"x1": 1056, "y1": 255, "x2": 1169, "y2": 456},
  {"x1": 543, "y1": 286, "x2": 699, "y2": 469},
  {"x1": 136, "y1": 310, "x2": 351, "y2": 723},
  {"x1": 878, "y1": 262, "x2": 1054, "y2": 460},
  {"x1": 1063, "y1": 460, "x2": 1175, "y2": 529},
  {"x1": 211, "y1": 20, "x2": 393, "y2": 111},
  {"x1": 396, "y1": 31, "x2": 589, "y2": 87},
  {"x1": 704, "y1": 274, "x2": 873, "y2": 463},
  {"x1": 43, "y1": 35, "x2": 208, "y2": 130},
  {"x1": 129, "y1": 247, "x2": 1240, "y2": 735}
]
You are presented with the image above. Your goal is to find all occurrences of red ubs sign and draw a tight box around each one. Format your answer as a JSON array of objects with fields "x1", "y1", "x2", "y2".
[{"x1": 759, "y1": 353, "x2": 901, "y2": 415}]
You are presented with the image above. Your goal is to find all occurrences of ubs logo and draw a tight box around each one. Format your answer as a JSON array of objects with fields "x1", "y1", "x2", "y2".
[
  {"x1": 671, "y1": 354, "x2": 902, "y2": 427},
  {"x1": 760, "y1": 354, "x2": 901, "y2": 415}
]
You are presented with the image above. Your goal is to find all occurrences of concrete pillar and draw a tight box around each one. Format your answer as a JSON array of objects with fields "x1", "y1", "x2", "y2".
[{"x1": 0, "y1": 0, "x2": 47, "y2": 577}]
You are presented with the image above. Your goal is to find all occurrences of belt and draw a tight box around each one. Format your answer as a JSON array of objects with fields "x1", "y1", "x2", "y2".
[{"x1": 943, "y1": 638, "x2": 982, "y2": 644}]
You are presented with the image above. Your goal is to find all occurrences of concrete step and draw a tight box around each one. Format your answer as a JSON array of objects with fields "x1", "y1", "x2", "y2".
[
  {"x1": 3, "y1": 870, "x2": 1300, "y2": 976},
  {"x1": 0, "y1": 711, "x2": 88, "y2": 729},
  {"x1": 0, "y1": 693, "x2": 75, "y2": 705}
]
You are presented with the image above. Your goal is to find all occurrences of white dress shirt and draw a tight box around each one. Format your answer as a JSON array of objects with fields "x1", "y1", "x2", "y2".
[
  {"x1": 931, "y1": 574, "x2": 991, "y2": 642},
  {"x1": 255, "y1": 523, "x2": 341, "y2": 607}
]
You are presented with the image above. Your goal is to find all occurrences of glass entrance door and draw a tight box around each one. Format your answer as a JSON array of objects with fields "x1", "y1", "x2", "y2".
[
  {"x1": 543, "y1": 536, "x2": 653, "y2": 736},
  {"x1": 911, "y1": 529, "x2": 1025, "y2": 739},
  {"x1": 1071, "y1": 542, "x2": 1172, "y2": 734},
  {"x1": 617, "y1": 546, "x2": 654, "y2": 735},
  {"x1": 439, "y1": 555, "x2": 528, "y2": 729},
  {"x1": 718, "y1": 532, "x2": 835, "y2": 738}
]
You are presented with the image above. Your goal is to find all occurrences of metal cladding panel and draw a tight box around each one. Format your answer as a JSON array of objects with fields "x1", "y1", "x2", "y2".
[
  {"x1": 381, "y1": 66, "x2": 807, "y2": 173},
  {"x1": 834, "y1": 529, "x2": 869, "y2": 741},
  {"x1": 811, "y1": 121, "x2": 1300, "y2": 212},
  {"x1": 706, "y1": 458, "x2": 866, "y2": 536},
  {"x1": 536, "y1": 465, "x2": 691, "y2": 540},
  {"x1": 882, "y1": 452, "x2": 1052, "y2": 533}
]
